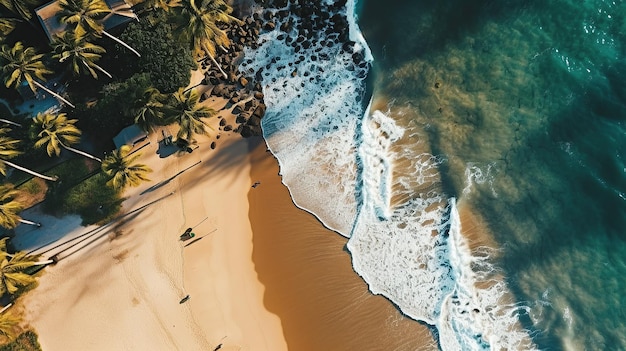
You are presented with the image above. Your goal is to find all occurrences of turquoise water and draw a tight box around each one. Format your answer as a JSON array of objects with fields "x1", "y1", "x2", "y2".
[{"x1": 359, "y1": 0, "x2": 626, "y2": 349}]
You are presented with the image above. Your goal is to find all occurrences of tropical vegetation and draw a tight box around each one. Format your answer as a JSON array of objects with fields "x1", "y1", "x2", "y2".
[
  {"x1": 0, "y1": 0, "x2": 247, "y2": 343},
  {"x1": 52, "y1": 31, "x2": 112, "y2": 79},
  {"x1": 0, "y1": 185, "x2": 39, "y2": 229},
  {"x1": 101, "y1": 145, "x2": 151, "y2": 190},
  {"x1": 165, "y1": 87, "x2": 215, "y2": 141},
  {"x1": 0, "y1": 42, "x2": 75, "y2": 108},
  {"x1": 31, "y1": 111, "x2": 102, "y2": 162}
]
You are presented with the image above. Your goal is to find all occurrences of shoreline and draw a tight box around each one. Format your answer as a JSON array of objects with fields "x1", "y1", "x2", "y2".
[{"x1": 247, "y1": 138, "x2": 437, "y2": 350}]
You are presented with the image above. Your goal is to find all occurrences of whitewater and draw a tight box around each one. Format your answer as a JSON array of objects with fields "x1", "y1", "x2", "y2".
[{"x1": 240, "y1": 1, "x2": 537, "y2": 349}]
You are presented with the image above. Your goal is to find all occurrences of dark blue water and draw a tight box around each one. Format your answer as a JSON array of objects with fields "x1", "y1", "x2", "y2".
[{"x1": 358, "y1": 0, "x2": 626, "y2": 349}]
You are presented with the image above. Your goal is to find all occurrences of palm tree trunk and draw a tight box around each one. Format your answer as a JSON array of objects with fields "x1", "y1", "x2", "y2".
[
  {"x1": 102, "y1": 31, "x2": 141, "y2": 57},
  {"x1": 2, "y1": 160, "x2": 58, "y2": 181},
  {"x1": 0, "y1": 119, "x2": 21, "y2": 128},
  {"x1": 59, "y1": 141, "x2": 102, "y2": 162},
  {"x1": 0, "y1": 303, "x2": 12, "y2": 314},
  {"x1": 82, "y1": 60, "x2": 112, "y2": 79},
  {"x1": 33, "y1": 260, "x2": 54, "y2": 265},
  {"x1": 18, "y1": 218, "x2": 41, "y2": 227},
  {"x1": 32, "y1": 81, "x2": 75, "y2": 109},
  {"x1": 205, "y1": 51, "x2": 228, "y2": 79},
  {"x1": 227, "y1": 14, "x2": 243, "y2": 25}
]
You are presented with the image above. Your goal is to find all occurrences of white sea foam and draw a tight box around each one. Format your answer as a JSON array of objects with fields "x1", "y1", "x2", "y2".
[
  {"x1": 241, "y1": 1, "x2": 536, "y2": 349},
  {"x1": 463, "y1": 162, "x2": 499, "y2": 197}
]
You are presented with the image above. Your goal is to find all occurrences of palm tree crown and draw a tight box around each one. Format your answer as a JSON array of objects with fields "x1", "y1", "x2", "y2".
[
  {"x1": 101, "y1": 145, "x2": 152, "y2": 190},
  {"x1": 0, "y1": 310, "x2": 19, "y2": 341},
  {"x1": 175, "y1": 0, "x2": 231, "y2": 57},
  {"x1": 0, "y1": 0, "x2": 38, "y2": 19},
  {"x1": 32, "y1": 112, "x2": 102, "y2": 162},
  {"x1": 52, "y1": 31, "x2": 111, "y2": 79},
  {"x1": 0, "y1": 42, "x2": 75, "y2": 108},
  {"x1": 131, "y1": 87, "x2": 167, "y2": 132},
  {"x1": 0, "y1": 185, "x2": 24, "y2": 229},
  {"x1": 58, "y1": 0, "x2": 109, "y2": 39},
  {"x1": 165, "y1": 88, "x2": 215, "y2": 141},
  {"x1": 58, "y1": 0, "x2": 141, "y2": 57},
  {"x1": 31, "y1": 112, "x2": 81, "y2": 158},
  {"x1": 0, "y1": 17, "x2": 19, "y2": 36},
  {"x1": 0, "y1": 251, "x2": 38, "y2": 296},
  {"x1": 0, "y1": 42, "x2": 52, "y2": 93},
  {"x1": 0, "y1": 128, "x2": 21, "y2": 176},
  {"x1": 0, "y1": 128, "x2": 58, "y2": 181}
]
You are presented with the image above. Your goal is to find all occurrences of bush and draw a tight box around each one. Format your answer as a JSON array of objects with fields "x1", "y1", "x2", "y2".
[
  {"x1": 0, "y1": 330, "x2": 42, "y2": 351},
  {"x1": 62, "y1": 172, "x2": 124, "y2": 225},
  {"x1": 42, "y1": 159, "x2": 122, "y2": 225},
  {"x1": 75, "y1": 73, "x2": 153, "y2": 146},
  {"x1": 117, "y1": 12, "x2": 195, "y2": 93}
]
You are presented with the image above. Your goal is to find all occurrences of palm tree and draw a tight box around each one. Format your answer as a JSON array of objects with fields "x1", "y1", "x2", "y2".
[
  {"x1": 202, "y1": 0, "x2": 241, "y2": 25},
  {"x1": 52, "y1": 31, "x2": 112, "y2": 79},
  {"x1": 165, "y1": 88, "x2": 215, "y2": 141},
  {"x1": 101, "y1": 145, "x2": 152, "y2": 189},
  {"x1": 131, "y1": 87, "x2": 167, "y2": 132},
  {"x1": 0, "y1": 251, "x2": 38, "y2": 296},
  {"x1": 0, "y1": 16, "x2": 18, "y2": 36},
  {"x1": 0, "y1": 185, "x2": 40, "y2": 229},
  {"x1": 140, "y1": 0, "x2": 181, "y2": 13},
  {"x1": 0, "y1": 238, "x2": 50, "y2": 297},
  {"x1": 0, "y1": 128, "x2": 58, "y2": 182},
  {"x1": 0, "y1": 0, "x2": 37, "y2": 19},
  {"x1": 58, "y1": 0, "x2": 141, "y2": 57},
  {"x1": 0, "y1": 42, "x2": 75, "y2": 108},
  {"x1": 173, "y1": 0, "x2": 238, "y2": 79},
  {"x1": 31, "y1": 111, "x2": 102, "y2": 162},
  {"x1": 0, "y1": 310, "x2": 19, "y2": 341}
]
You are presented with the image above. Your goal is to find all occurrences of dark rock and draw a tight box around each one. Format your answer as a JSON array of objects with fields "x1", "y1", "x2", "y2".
[
  {"x1": 253, "y1": 103, "x2": 266, "y2": 118},
  {"x1": 224, "y1": 125, "x2": 233, "y2": 132},
  {"x1": 249, "y1": 115, "x2": 262, "y2": 127},
  {"x1": 210, "y1": 141, "x2": 216, "y2": 149},
  {"x1": 220, "y1": 118, "x2": 226, "y2": 126},
  {"x1": 236, "y1": 114, "x2": 248, "y2": 124}
]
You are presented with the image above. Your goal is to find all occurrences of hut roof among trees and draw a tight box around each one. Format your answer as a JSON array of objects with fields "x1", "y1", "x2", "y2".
[{"x1": 35, "y1": 0, "x2": 136, "y2": 42}]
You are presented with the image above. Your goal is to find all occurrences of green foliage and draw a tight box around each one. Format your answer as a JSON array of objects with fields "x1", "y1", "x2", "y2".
[
  {"x1": 63, "y1": 172, "x2": 123, "y2": 225},
  {"x1": 101, "y1": 145, "x2": 152, "y2": 190},
  {"x1": 118, "y1": 11, "x2": 194, "y2": 93},
  {"x1": 18, "y1": 179, "x2": 40, "y2": 195},
  {"x1": 45, "y1": 171, "x2": 123, "y2": 225},
  {"x1": 0, "y1": 330, "x2": 42, "y2": 351},
  {"x1": 32, "y1": 157, "x2": 122, "y2": 225},
  {"x1": 75, "y1": 73, "x2": 152, "y2": 144}
]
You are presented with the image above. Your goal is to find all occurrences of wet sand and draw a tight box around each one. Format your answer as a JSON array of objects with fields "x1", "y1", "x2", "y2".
[{"x1": 247, "y1": 139, "x2": 438, "y2": 350}]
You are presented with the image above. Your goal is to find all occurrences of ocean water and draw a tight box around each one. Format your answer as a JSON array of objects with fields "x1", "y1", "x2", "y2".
[{"x1": 242, "y1": 0, "x2": 626, "y2": 350}]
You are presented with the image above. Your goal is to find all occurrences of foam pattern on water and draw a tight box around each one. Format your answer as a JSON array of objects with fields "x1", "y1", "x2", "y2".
[
  {"x1": 240, "y1": 2, "x2": 369, "y2": 234},
  {"x1": 242, "y1": 1, "x2": 535, "y2": 349}
]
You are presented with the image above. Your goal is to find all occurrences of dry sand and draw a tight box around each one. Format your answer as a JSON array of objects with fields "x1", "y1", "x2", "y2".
[{"x1": 17, "y1": 95, "x2": 287, "y2": 351}]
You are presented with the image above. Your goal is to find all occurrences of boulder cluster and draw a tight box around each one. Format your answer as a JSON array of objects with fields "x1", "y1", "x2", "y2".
[
  {"x1": 252, "y1": 0, "x2": 369, "y2": 77},
  {"x1": 203, "y1": 0, "x2": 369, "y2": 140},
  {"x1": 200, "y1": 13, "x2": 267, "y2": 138}
]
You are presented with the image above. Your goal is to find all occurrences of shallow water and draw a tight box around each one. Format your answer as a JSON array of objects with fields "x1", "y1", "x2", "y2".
[{"x1": 359, "y1": 0, "x2": 626, "y2": 349}]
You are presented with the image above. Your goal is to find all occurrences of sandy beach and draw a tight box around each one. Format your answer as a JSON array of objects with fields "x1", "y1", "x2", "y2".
[
  {"x1": 15, "y1": 92, "x2": 287, "y2": 350},
  {"x1": 12, "y1": 72, "x2": 435, "y2": 350}
]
